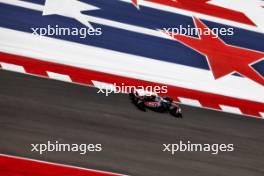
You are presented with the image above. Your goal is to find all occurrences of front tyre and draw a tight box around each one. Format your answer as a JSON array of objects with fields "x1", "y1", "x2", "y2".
[{"x1": 137, "y1": 101, "x2": 146, "y2": 112}]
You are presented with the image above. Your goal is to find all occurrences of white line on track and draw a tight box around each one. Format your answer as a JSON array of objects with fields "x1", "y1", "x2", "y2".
[
  {"x1": 47, "y1": 71, "x2": 72, "y2": 82},
  {"x1": 0, "y1": 62, "x2": 26, "y2": 73},
  {"x1": 92, "y1": 80, "x2": 116, "y2": 92},
  {"x1": 219, "y1": 105, "x2": 242, "y2": 115},
  {"x1": 178, "y1": 97, "x2": 202, "y2": 107}
]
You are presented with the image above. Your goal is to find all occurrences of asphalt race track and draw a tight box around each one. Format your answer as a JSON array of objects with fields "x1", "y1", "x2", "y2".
[{"x1": 1, "y1": 70, "x2": 264, "y2": 176}]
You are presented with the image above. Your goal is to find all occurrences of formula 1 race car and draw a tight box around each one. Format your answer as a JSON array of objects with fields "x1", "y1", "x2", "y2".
[{"x1": 129, "y1": 89, "x2": 183, "y2": 118}]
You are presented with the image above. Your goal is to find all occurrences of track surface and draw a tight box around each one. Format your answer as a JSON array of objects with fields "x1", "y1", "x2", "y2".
[{"x1": 1, "y1": 70, "x2": 264, "y2": 176}]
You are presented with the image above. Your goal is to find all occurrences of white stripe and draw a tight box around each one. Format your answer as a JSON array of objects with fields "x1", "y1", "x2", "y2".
[
  {"x1": 0, "y1": 0, "x2": 169, "y2": 40},
  {"x1": 0, "y1": 62, "x2": 25, "y2": 73},
  {"x1": 119, "y1": 0, "x2": 263, "y2": 33},
  {"x1": 47, "y1": 71, "x2": 72, "y2": 82},
  {"x1": 260, "y1": 112, "x2": 264, "y2": 119},
  {"x1": 0, "y1": 28, "x2": 263, "y2": 103},
  {"x1": 0, "y1": 0, "x2": 263, "y2": 42},
  {"x1": 0, "y1": 0, "x2": 43, "y2": 11},
  {"x1": 92, "y1": 80, "x2": 116, "y2": 92},
  {"x1": 178, "y1": 97, "x2": 202, "y2": 107},
  {"x1": 220, "y1": 105, "x2": 242, "y2": 114}
]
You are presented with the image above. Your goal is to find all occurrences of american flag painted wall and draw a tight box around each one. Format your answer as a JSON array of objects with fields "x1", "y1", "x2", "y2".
[{"x1": 0, "y1": 0, "x2": 263, "y2": 118}]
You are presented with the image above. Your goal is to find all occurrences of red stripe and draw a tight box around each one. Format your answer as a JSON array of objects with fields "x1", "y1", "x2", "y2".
[
  {"x1": 0, "y1": 52, "x2": 263, "y2": 118},
  {"x1": 145, "y1": 0, "x2": 255, "y2": 26},
  {"x1": 0, "y1": 154, "x2": 123, "y2": 176}
]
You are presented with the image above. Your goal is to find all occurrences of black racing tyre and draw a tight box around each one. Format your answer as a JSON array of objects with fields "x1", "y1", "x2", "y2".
[
  {"x1": 163, "y1": 97, "x2": 173, "y2": 103},
  {"x1": 137, "y1": 101, "x2": 146, "y2": 111},
  {"x1": 129, "y1": 93, "x2": 135, "y2": 100},
  {"x1": 169, "y1": 106, "x2": 183, "y2": 118}
]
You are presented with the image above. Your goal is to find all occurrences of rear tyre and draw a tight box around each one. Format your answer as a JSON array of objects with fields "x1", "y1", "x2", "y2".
[
  {"x1": 163, "y1": 97, "x2": 173, "y2": 102},
  {"x1": 129, "y1": 93, "x2": 135, "y2": 100},
  {"x1": 169, "y1": 106, "x2": 183, "y2": 118}
]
